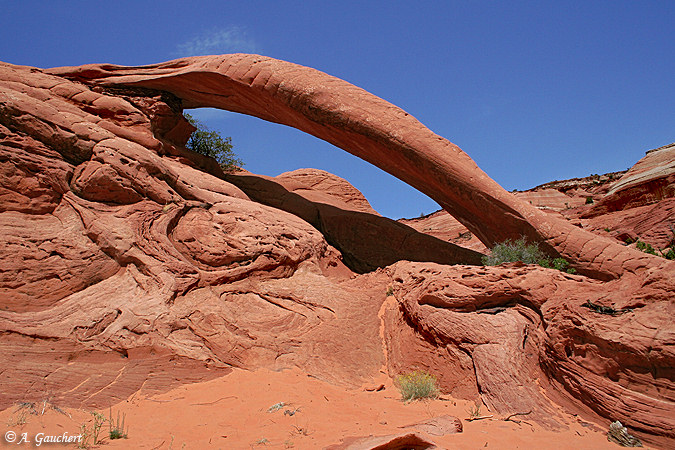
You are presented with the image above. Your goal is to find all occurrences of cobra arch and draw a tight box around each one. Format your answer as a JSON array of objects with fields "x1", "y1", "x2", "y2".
[{"x1": 49, "y1": 54, "x2": 670, "y2": 279}]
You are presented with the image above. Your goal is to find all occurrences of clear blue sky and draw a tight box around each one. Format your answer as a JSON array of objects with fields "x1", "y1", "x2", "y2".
[{"x1": 2, "y1": 1, "x2": 673, "y2": 218}]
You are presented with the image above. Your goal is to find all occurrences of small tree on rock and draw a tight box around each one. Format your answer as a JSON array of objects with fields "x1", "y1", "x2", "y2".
[{"x1": 184, "y1": 113, "x2": 243, "y2": 172}]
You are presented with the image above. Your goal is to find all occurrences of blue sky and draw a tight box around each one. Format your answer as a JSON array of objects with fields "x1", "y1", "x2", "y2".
[{"x1": 2, "y1": 1, "x2": 673, "y2": 218}]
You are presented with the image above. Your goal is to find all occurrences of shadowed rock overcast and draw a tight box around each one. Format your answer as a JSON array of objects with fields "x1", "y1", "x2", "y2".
[{"x1": 1, "y1": 0, "x2": 673, "y2": 218}]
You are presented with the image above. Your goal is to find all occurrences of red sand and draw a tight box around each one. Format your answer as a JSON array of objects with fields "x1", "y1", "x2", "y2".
[{"x1": 1, "y1": 367, "x2": 628, "y2": 449}]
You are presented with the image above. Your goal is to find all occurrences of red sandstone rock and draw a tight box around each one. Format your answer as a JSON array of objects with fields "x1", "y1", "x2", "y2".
[
  {"x1": 580, "y1": 198, "x2": 675, "y2": 249},
  {"x1": 0, "y1": 61, "x2": 387, "y2": 409},
  {"x1": 276, "y1": 168, "x2": 379, "y2": 215},
  {"x1": 583, "y1": 143, "x2": 675, "y2": 217},
  {"x1": 225, "y1": 171, "x2": 483, "y2": 272},
  {"x1": 401, "y1": 414, "x2": 463, "y2": 436},
  {"x1": 325, "y1": 432, "x2": 439, "y2": 450},
  {"x1": 46, "y1": 54, "x2": 667, "y2": 279},
  {"x1": 385, "y1": 261, "x2": 675, "y2": 443},
  {"x1": 0, "y1": 56, "x2": 673, "y2": 448},
  {"x1": 399, "y1": 210, "x2": 488, "y2": 253}
]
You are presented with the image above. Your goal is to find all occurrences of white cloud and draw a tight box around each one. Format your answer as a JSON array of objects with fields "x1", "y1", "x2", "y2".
[
  {"x1": 174, "y1": 26, "x2": 260, "y2": 57},
  {"x1": 185, "y1": 107, "x2": 237, "y2": 122}
]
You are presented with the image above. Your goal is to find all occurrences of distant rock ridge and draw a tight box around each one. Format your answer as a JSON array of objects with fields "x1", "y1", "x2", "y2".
[{"x1": 517, "y1": 170, "x2": 627, "y2": 194}]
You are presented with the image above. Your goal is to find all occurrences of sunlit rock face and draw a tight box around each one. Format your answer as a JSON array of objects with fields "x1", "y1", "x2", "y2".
[{"x1": 0, "y1": 56, "x2": 673, "y2": 446}]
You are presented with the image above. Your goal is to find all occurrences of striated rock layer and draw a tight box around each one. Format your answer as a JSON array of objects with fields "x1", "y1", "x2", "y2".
[{"x1": 0, "y1": 56, "x2": 673, "y2": 447}]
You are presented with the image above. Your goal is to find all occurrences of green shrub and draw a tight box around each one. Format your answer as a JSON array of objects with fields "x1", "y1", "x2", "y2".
[
  {"x1": 635, "y1": 240, "x2": 657, "y2": 255},
  {"x1": 633, "y1": 236, "x2": 675, "y2": 260},
  {"x1": 482, "y1": 237, "x2": 548, "y2": 266},
  {"x1": 396, "y1": 370, "x2": 439, "y2": 401},
  {"x1": 552, "y1": 258, "x2": 569, "y2": 271},
  {"x1": 664, "y1": 248, "x2": 675, "y2": 260},
  {"x1": 483, "y1": 238, "x2": 576, "y2": 273},
  {"x1": 585, "y1": 196, "x2": 594, "y2": 204},
  {"x1": 184, "y1": 113, "x2": 243, "y2": 172}
]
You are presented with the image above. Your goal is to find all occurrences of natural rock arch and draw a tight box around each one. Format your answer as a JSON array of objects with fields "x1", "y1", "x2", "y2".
[{"x1": 48, "y1": 54, "x2": 671, "y2": 279}]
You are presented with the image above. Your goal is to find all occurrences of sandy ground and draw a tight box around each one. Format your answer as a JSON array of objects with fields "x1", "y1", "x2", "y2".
[{"x1": 0, "y1": 367, "x2": 637, "y2": 449}]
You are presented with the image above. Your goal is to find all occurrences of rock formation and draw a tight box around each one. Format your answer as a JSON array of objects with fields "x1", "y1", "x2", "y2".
[
  {"x1": 583, "y1": 142, "x2": 675, "y2": 217},
  {"x1": 0, "y1": 55, "x2": 673, "y2": 447},
  {"x1": 46, "y1": 54, "x2": 671, "y2": 279}
]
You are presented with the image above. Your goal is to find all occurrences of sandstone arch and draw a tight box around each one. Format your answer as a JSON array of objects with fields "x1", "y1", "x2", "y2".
[
  {"x1": 1, "y1": 57, "x2": 673, "y2": 446},
  {"x1": 48, "y1": 54, "x2": 671, "y2": 279}
]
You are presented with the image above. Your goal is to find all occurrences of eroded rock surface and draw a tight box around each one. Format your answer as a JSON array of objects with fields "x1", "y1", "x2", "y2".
[
  {"x1": 0, "y1": 57, "x2": 673, "y2": 447},
  {"x1": 384, "y1": 261, "x2": 674, "y2": 441},
  {"x1": 0, "y1": 61, "x2": 387, "y2": 410},
  {"x1": 584, "y1": 143, "x2": 675, "y2": 217}
]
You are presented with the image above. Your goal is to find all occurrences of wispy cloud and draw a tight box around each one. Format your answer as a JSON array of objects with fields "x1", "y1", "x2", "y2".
[{"x1": 174, "y1": 26, "x2": 260, "y2": 57}]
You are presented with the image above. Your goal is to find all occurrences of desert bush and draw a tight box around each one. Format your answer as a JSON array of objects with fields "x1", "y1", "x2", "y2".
[
  {"x1": 634, "y1": 237, "x2": 675, "y2": 260},
  {"x1": 483, "y1": 238, "x2": 576, "y2": 273},
  {"x1": 466, "y1": 403, "x2": 482, "y2": 419},
  {"x1": 481, "y1": 237, "x2": 548, "y2": 266},
  {"x1": 635, "y1": 240, "x2": 656, "y2": 255},
  {"x1": 585, "y1": 196, "x2": 594, "y2": 204},
  {"x1": 551, "y1": 257, "x2": 573, "y2": 272},
  {"x1": 396, "y1": 370, "x2": 439, "y2": 401},
  {"x1": 184, "y1": 113, "x2": 243, "y2": 172}
]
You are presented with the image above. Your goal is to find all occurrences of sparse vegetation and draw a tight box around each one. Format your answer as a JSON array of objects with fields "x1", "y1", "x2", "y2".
[
  {"x1": 631, "y1": 232, "x2": 675, "y2": 260},
  {"x1": 465, "y1": 402, "x2": 494, "y2": 421},
  {"x1": 386, "y1": 286, "x2": 394, "y2": 296},
  {"x1": 483, "y1": 237, "x2": 576, "y2": 274},
  {"x1": 90, "y1": 412, "x2": 106, "y2": 445},
  {"x1": 77, "y1": 411, "x2": 106, "y2": 449},
  {"x1": 9, "y1": 400, "x2": 69, "y2": 427},
  {"x1": 467, "y1": 403, "x2": 482, "y2": 419},
  {"x1": 108, "y1": 408, "x2": 128, "y2": 440},
  {"x1": 635, "y1": 240, "x2": 657, "y2": 255},
  {"x1": 396, "y1": 370, "x2": 439, "y2": 401},
  {"x1": 550, "y1": 257, "x2": 576, "y2": 274},
  {"x1": 291, "y1": 425, "x2": 311, "y2": 436},
  {"x1": 8, "y1": 405, "x2": 29, "y2": 426},
  {"x1": 482, "y1": 237, "x2": 547, "y2": 266},
  {"x1": 168, "y1": 435, "x2": 187, "y2": 450},
  {"x1": 184, "y1": 113, "x2": 243, "y2": 172},
  {"x1": 77, "y1": 423, "x2": 91, "y2": 449},
  {"x1": 585, "y1": 196, "x2": 594, "y2": 204}
]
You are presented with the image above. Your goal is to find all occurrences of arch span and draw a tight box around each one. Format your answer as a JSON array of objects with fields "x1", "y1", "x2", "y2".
[{"x1": 48, "y1": 54, "x2": 671, "y2": 279}]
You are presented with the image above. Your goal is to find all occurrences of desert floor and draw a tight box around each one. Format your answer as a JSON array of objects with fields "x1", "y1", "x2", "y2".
[{"x1": 0, "y1": 367, "x2": 631, "y2": 449}]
